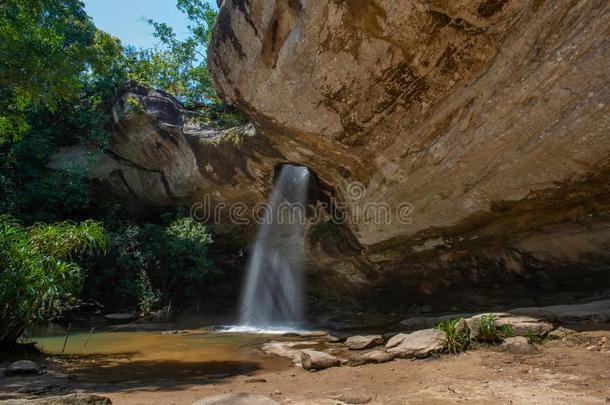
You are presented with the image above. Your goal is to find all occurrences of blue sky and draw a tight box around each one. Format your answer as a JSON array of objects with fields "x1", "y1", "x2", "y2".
[{"x1": 83, "y1": 0, "x2": 215, "y2": 49}]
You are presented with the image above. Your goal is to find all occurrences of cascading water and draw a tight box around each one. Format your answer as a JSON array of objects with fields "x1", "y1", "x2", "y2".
[{"x1": 237, "y1": 165, "x2": 310, "y2": 331}]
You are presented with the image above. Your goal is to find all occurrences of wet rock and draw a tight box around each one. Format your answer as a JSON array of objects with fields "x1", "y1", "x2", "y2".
[
  {"x1": 301, "y1": 350, "x2": 341, "y2": 371},
  {"x1": 349, "y1": 350, "x2": 394, "y2": 366},
  {"x1": 193, "y1": 394, "x2": 279, "y2": 405},
  {"x1": 467, "y1": 314, "x2": 554, "y2": 339},
  {"x1": 103, "y1": 313, "x2": 137, "y2": 323},
  {"x1": 262, "y1": 341, "x2": 318, "y2": 367},
  {"x1": 501, "y1": 337, "x2": 537, "y2": 354},
  {"x1": 5, "y1": 360, "x2": 39, "y2": 376},
  {"x1": 386, "y1": 329, "x2": 446, "y2": 358},
  {"x1": 345, "y1": 335, "x2": 384, "y2": 350},
  {"x1": 327, "y1": 335, "x2": 345, "y2": 343}
]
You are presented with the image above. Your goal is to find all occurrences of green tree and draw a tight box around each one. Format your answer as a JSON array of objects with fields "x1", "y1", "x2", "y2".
[
  {"x1": 0, "y1": 0, "x2": 111, "y2": 143},
  {"x1": 126, "y1": 0, "x2": 245, "y2": 126},
  {"x1": 0, "y1": 215, "x2": 108, "y2": 346}
]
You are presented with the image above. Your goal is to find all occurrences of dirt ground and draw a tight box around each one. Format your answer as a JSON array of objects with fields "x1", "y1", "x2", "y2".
[
  {"x1": 102, "y1": 330, "x2": 610, "y2": 404},
  {"x1": 1, "y1": 328, "x2": 609, "y2": 404}
]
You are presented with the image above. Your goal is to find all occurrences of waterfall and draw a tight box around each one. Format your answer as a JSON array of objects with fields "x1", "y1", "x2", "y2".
[{"x1": 237, "y1": 165, "x2": 310, "y2": 330}]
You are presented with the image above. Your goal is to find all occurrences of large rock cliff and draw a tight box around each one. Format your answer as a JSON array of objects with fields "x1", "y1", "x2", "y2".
[{"x1": 94, "y1": 1, "x2": 610, "y2": 309}]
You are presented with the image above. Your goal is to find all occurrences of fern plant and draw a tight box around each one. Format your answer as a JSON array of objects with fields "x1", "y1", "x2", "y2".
[{"x1": 0, "y1": 215, "x2": 108, "y2": 346}]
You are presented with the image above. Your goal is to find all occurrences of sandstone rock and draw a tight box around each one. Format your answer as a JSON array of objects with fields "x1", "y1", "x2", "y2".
[
  {"x1": 500, "y1": 337, "x2": 537, "y2": 354},
  {"x1": 91, "y1": 0, "x2": 610, "y2": 308},
  {"x1": 327, "y1": 335, "x2": 345, "y2": 343},
  {"x1": 386, "y1": 333, "x2": 409, "y2": 349},
  {"x1": 386, "y1": 329, "x2": 446, "y2": 358},
  {"x1": 193, "y1": 394, "x2": 279, "y2": 405},
  {"x1": 329, "y1": 388, "x2": 374, "y2": 404},
  {"x1": 262, "y1": 341, "x2": 317, "y2": 366},
  {"x1": 345, "y1": 335, "x2": 384, "y2": 350},
  {"x1": 549, "y1": 327, "x2": 577, "y2": 340},
  {"x1": 205, "y1": 0, "x2": 610, "y2": 306},
  {"x1": 509, "y1": 300, "x2": 610, "y2": 324},
  {"x1": 467, "y1": 313, "x2": 554, "y2": 339},
  {"x1": 0, "y1": 394, "x2": 111, "y2": 405},
  {"x1": 5, "y1": 360, "x2": 39, "y2": 376},
  {"x1": 300, "y1": 350, "x2": 341, "y2": 371},
  {"x1": 349, "y1": 350, "x2": 394, "y2": 366}
]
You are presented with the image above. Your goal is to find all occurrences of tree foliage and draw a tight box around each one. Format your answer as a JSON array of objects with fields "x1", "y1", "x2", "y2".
[
  {"x1": 0, "y1": 215, "x2": 108, "y2": 346},
  {"x1": 0, "y1": 0, "x2": 119, "y2": 143}
]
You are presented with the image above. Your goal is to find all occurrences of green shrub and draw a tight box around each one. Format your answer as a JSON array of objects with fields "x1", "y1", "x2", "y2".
[
  {"x1": 478, "y1": 314, "x2": 514, "y2": 343},
  {"x1": 136, "y1": 269, "x2": 160, "y2": 315},
  {"x1": 85, "y1": 216, "x2": 219, "y2": 312},
  {"x1": 437, "y1": 318, "x2": 471, "y2": 354},
  {"x1": 0, "y1": 215, "x2": 108, "y2": 346}
]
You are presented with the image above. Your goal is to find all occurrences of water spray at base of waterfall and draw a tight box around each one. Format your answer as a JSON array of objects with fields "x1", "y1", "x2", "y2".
[{"x1": 227, "y1": 165, "x2": 311, "y2": 334}]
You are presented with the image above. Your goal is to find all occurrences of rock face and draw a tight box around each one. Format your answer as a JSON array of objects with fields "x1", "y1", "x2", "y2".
[
  {"x1": 93, "y1": 1, "x2": 610, "y2": 308},
  {"x1": 207, "y1": 0, "x2": 610, "y2": 307}
]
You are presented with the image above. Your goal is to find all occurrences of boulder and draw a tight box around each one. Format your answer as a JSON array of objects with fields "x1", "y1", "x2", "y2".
[
  {"x1": 349, "y1": 350, "x2": 394, "y2": 367},
  {"x1": 300, "y1": 350, "x2": 341, "y2": 371},
  {"x1": 549, "y1": 327, "x2": 577, "y2": 340},
  {"x1": 193, "y1": 394, "x2": 279, "y2": 405},
  {"x1": 500, "y1": 337, "x2": 537, "y2": 354},
  {"x1": 262, "y1": 341, "x2": 318, "y2": 366},
  {"x1": 467, "y1": 314, "x2": 554, "y2": 339},
  {"x1": 345, "y1": 335, "x2": 384, "y2": 350},
  {"x1": 386, "y1": 329, "x2": 446, "y2": 358},
  {"x1": 5, "y1": 360, "x2": 39, "y2": 376}
]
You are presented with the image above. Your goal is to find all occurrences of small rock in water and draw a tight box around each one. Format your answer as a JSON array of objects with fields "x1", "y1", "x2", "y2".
[
  {"x1": 193, "y1": 394, "x2": 280, "y2": 405},
  {"x1": 301, "y1": 350, "x2": 341, "y2": 371},
  {"x1": 327, "y1": 335, "x2": 345, "y2": 343},
  {"x1": 104, "y1": 312, "x2": 137, "y2": 322},
  {"x1": 501, "y1": 337, "x2": 537, "y2": 354},
  {"x1": 345, "y1": 335, "x2": 384, "y2": 350},
  {"x1": 6, "y1": 360, "x2": 39, "y2": 376}
]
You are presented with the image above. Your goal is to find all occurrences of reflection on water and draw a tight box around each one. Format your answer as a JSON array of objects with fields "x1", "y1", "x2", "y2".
[{"x1": 31, "y1": 325, "x2": 291, "y2": 383}]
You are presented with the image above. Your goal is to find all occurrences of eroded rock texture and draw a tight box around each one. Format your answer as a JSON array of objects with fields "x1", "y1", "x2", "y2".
[
  {"x1": 206, "y1": 0, "x2": 610, "y2": 307},
  {"x1": 95, "y1": 1, "x2": 610, "y2": 309}
]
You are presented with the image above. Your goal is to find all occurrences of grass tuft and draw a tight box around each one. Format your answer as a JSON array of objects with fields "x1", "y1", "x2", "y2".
[{"x1": 436, "y1": 318, "x2": 471, "y2": 354}]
